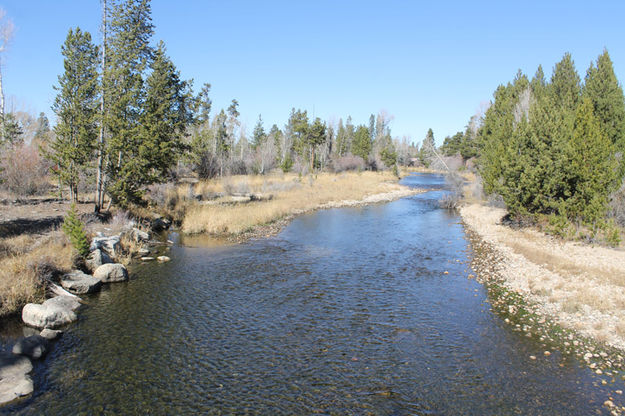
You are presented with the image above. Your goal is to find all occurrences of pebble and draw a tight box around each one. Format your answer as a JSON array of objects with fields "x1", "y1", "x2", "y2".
[
  {"x1": 544, "y1": 351, "x2": 551, "y2": 356},
  {"x1": 604, "y1": 400, "x2": 614, "y2": 408},
  {"x1": 529, "y1": 355, "x2": 536, "y2": 360},
  {"x1": 616, "y1": 390, "x2": 623, "y2": 395},
  {"x1": 157, "y1": 256, "x2": 171, "y2": 262},
  {"x1": 596, "y1": 369, "x2": 603, "y2": 375},
  {"x1": 140, "y1": 257, "x2": 155, "y2": 261}
]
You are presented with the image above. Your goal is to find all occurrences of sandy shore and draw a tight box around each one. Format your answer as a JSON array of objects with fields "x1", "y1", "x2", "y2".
[{"x1": 461, "y1": 203, "x2": 625, "y2": 351}]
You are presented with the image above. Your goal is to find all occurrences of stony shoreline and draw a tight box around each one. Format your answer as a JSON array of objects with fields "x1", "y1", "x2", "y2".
[{"x1": 461, "y1": 203, "x2": 625, "y2": 413}]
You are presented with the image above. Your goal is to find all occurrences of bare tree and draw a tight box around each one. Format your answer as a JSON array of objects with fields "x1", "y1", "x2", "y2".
[{"x1": 0, "y1": 8, "x2": 14, "y2": 140}]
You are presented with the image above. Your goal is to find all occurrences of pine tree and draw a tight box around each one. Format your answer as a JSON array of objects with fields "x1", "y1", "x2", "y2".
[
  {"x1": 418, "y1": 128, "x2": 436, "y2": 167},
  {"x1": 252, "y1": 115, "x2": 266, "y2": 149},
  {"x1": 306, "y1": 117, "x2": 326, "y2": 171},
  {"x1": 352, "y1": 125, "x2": 372, "y2": 161},
  {"x1": 62, "y1": 203, "x2": 90, "y2": 258},
  {"x1": 582, "y1": 49, "x2": 625, "y2": 176},
  {"x1": 105, "y1": 0, "x2": 154, "y2": 205},
  {"x1": 564, "y1": 97, "x2": 618, "y2": 225},
  {"x1": 49, "y1": 27, "x2": 99, "y2": 202}
]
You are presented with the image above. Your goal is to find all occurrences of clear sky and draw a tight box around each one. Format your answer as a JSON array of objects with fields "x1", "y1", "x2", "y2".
[{"x1": 1, "y1": 0, "x2": 625, "y2": 145}]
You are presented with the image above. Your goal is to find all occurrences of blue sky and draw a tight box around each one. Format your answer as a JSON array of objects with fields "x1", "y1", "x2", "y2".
[{"x1": 1, "y1": 0, "x2": 625, "y2": 145}]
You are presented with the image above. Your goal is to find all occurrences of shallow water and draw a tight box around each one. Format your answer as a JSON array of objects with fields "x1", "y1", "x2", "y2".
[{"x1": 1, "y1": 173, "x2": 621, "y2": 415}]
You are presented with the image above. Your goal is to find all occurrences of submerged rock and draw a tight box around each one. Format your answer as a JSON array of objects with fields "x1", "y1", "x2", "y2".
[
  {"x1": 39, "y1": 329, "x2": 62, "y2": 341},
  {"x1": 85, "y1": 249, "x2": 112, "y2": 273},
  {"x1": 93, "y1": 263, "x2": 128, "y2": 283},
  {"x1": 22, "y1": 296, "x2": 80, "y2": 329},
  {"x1": 12, "y1": 335, "x2": 49, "y2": 360},
  {"x1": 0, "y1": 352, "x2": 33, "y2": 406},
  {"x1": 60, "y1": 271, "x2": 102, "y2": 295}
]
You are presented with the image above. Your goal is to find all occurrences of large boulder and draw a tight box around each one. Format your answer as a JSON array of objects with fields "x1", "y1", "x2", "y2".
[
  {"x1": 93, "y1": 263, "x2": 128, "y2": 283},
  {"x1": 60, "y1": 271, "x2": 102, "y2": 295},
  {"x1": 44, "y1": 295, "x2": 81, "y2": 312},
  {"x1": 12, "y1": 335, "x2": 49, "y2": 360},
  {"x1": 22, "y1": 296, "x2": 79, "y2": 329},
  {"x1": 85, "y1": 249, "x2": 112, "y2": 273},
  {"x1": 90, "y1": 235, "x2": 121, "y2": 259},
  {"x1": 0, "y1": 351, "x2": 33, "y2": 405}
]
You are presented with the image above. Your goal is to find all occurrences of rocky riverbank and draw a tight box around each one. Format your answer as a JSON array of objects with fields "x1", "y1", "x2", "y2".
[
  {"x1": 0, "y1": 220, "x2": 172, "y2": 406},
  {"x1": 461, "y1": 203, "x2": 625, "y2": 414}
]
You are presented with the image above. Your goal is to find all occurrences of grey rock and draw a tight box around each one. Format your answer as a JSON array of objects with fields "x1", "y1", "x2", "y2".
[
  {"x1": 140, "y1": 257, "x2": 154, "y2": 261},
  {"x1": 0, "y1": 352, "x2": 33, "y2": 406},
  {"x1": 137, "y1": 248, "x2": 150, "y2": 256},
  {"x1": 60, "y1": 271, "x2": 102, "y2": 295},
  {"x1": 93, "y1": 263, "x2": 128, "y2": 283},
  {"x1": 157, "y1": 256, "x2": 171, "y2": 262},
  {"x1": 22, "y1": 297, "x2": 78, "y2": 329},
  {"x1": 90, "y1": 235, "x2": 121, "y2": 259},
  {"x1": 39, "y1": 329, "x2": 62, "y2": 341},
  {"x1": 131, "y1": 228, "x2": 150, "y2": 243},
  {"x1": 44, "y1": 295, "x2": 82, "y2": 312},
  {"x1": 85, "y1": 249, "x2": 112, "y2": 273},
  {"x1": 12, "y1": 335, "x2": 49, "y2": 360}
]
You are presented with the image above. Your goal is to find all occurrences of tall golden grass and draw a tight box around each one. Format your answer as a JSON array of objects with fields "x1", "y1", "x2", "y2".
[
  {"x1": 182, "y1": 171, "x2": 401, "y2": 234},
  {"x1": 0, "y1": 231, "x2": 74, "y2": 317}
]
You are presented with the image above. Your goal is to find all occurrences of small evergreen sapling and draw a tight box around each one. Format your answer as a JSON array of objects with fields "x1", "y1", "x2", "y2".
[{"x1": 62, "y1": 203, "x2": 90, "y2": 258}]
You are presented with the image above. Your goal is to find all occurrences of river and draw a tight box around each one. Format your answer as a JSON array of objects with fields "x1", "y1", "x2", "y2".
[{"x1": 1, "y1": 173, "x2": 621, "y2": 415}]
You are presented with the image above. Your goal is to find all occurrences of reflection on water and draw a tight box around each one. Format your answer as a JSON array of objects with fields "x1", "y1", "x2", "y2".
[{"x1": 1, "y1": 173, "x2": 621, "y2": 415}]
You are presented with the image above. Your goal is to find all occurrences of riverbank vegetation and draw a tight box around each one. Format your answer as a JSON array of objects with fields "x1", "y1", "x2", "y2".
[
  {"x1": 180, "y1": 171, "x2": 409, "y2": 235},
  {"x1": 434, "y1": 50, "x2": 625, "y2": 246}
]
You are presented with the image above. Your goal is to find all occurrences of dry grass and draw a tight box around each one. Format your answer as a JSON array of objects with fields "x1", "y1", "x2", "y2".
[
  {"x1": 182, "y1": 171, "x2": 404, "y2": 235},
  {"x1": 0, "y1": 231, "x2": 74, "y2": 317},
  {"x1": 461, "y1": 203, "x2": 625, "y2": 350}
]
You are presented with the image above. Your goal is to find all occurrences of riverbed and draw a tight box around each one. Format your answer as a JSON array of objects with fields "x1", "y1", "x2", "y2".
[{"x1": 1, "y1": 173, "x2": 621, "y2": 414}]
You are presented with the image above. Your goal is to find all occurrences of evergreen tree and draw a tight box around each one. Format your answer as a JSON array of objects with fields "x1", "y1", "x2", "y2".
[
  {"x1": 352, "y1": 125, "x2": 372, "y2": 161},
  {"x1": 0, "y1": 113, "x2": 22, "y2": 146},
  {"x1": 335, "y1": 118, "x2": 346, "y2": 156},
  {"x1": 440, "y1": 131, "x2": 463, "y2": 156},
  {"x1": 62, "y1": 203, "x2": 90, "y2": 258},
  {"x1": 419, "y1": 128, "x2": 436, "y2": 167},
  {"x1": 105, "y1": 0, "x2": 154, "y2": 205},
  {"x1": 583, "y1": 49, "x2": 625, "y2": 176},
  {"x1": 306, "y1": 117, "x2": 326, "y2": 170},
  {"x1": 49, "y1": 27, "x2": 99, "y2": 202},
  {"x1": 252, "y1": 114, "x2": 266, "y2": 149},
  {"x1": 564, "y1": 97, "x2": 618, "y2": 225}
]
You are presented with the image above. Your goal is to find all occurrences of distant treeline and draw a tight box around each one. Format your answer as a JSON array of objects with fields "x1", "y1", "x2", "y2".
[{"x1": 0, "y1": 0, "x2": 419, "y2": 209}]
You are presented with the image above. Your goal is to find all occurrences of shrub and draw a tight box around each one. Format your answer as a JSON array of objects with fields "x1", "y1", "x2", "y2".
[
  {"x1": 62, "y1": 203, "x2": 90, "y2": 258},
  {"x1": 195, "y1": 151, "x2": 220, "y2": 179},
  {"x1": 329, "y1": 154, "x2": 365, "y2": 173},
  {"x1": 146, "y1": 182, "x2": 179, "y2": 210},
  {"x1": 0, "y1": 143, "x2": 49, "y2": 196},
  {"x1": 280, "y1": 155, "x2": 293, "y2": 173}
]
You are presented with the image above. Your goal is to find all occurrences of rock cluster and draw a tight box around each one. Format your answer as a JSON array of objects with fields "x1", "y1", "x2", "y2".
[{"x1": 3, "y1": 224, "x2": 173, "y2": 407}]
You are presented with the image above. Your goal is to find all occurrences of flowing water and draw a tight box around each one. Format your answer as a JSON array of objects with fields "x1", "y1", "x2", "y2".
[{"x1": 1, "y1": 173, "x2": 621, "y2": 415}]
